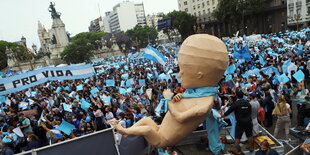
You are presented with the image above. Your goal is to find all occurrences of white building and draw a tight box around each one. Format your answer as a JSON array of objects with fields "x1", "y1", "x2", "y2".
[
  {"x1": 178, "y1": 0, "x2": 218, "y2": 23},
  {"x1": 287, "y1": 0, "x2": 310, "y2": 27},
  {"x1": 107, "y1": 1, "x2": 146, "y2": 33}
]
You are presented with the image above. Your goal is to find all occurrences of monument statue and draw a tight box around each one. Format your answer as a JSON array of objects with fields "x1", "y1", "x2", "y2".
[
  {"x1": 111, "y1": 34, "x2": 229, "y2": 147},
  {"x1": 48, "y1": 2, "x2": 61, "y2": 19}
]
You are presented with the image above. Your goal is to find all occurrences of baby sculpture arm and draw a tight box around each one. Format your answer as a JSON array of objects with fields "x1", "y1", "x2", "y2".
[{"x1": 163, "y1": 89, "x2": 213, "y2": 123}]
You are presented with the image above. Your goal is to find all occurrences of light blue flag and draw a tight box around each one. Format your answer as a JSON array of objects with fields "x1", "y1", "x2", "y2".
[
  {"x1": 226, "y1": 75, "x2": 233, "y2": 81},
  {"x1": 126, "y1": 80, "x2": 131, "y2": 88},
  {"x1": 147, "y1": 73, "x2": 152, "y2": 79},
  {"x1": 81, "y1": 100, "x2": 91, "y2": 110},
  {"x1": 90, "y1": 88, "x2": 100, "y2": 97},
  {"x1": 293, "y1": 70, "x2": 305, "y2": 82},
  {"x1": 2, "y1": 137, "x2": 12, "y2": 143},
  {"x1": 121, "y1": 81, "x2": 125, "y2": 87},
  {"x1": 57, "y1": 120, "x2": 75, "y2": 135},
  {"x1": 119, "y1": 88, "x2": 126, "y2": 95},
  {"x1": 64, "y1": 86, "x2": 70, "y2": 91},
  {"x1": 259, "y1": 55, "x2": 266, "y2": 65},
  {"x1": 103, "y1": 96, "x2": 111, "y2": 105},
  {"x1": 106, "y1": 80, "x2": 115, "y2": 87},
  {"x1": 142, "y1": 45, "x2": 167, "y2": 65},
  {"x1": 98, "y1": 69, "x2": 105, "y2": 74},
  {"x1": 139, "y1": 86, "x2": 144, "y2": 95},
  {"x1": 278, "y1": 74, "x2": 290, "y2": 83},
  {"x1": 225, "y1": 64, "x2": 236, "y2": 75},
  {"x1": 84, "y1": 79, "x2": 89, "y2": 83},
  {"x1": 31, "y1": 91, "x2": 37, "y2": 97},
  {"x1": 56, "y1": 87, "x2": 62, "y2": 93},
  {"x1": 62, "y1": 103, "x2": 72, "y2": 112},
  {"x1": 139, "y1": 79, "x2": 146, "y2": 86},
  {"x1": 124, "y1": 65, "x2": 129, "y2": 71},
  {"x1": 76, "y1": 85, "x2": 83, "y2": 91},
  {"x1": 282, "y1": 59, "x2": 291, "y2": 73},
  {"x1": 121, "y1": 73, "x2": 129, "y2": 80},
  {"x1": 159, "y1": 73, "x2": 166, "y2": 80}
]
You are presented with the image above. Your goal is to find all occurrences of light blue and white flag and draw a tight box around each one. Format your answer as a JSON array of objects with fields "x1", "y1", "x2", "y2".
[{"x1": 142, "y1": 45, "x2": 167, "y2": 65}]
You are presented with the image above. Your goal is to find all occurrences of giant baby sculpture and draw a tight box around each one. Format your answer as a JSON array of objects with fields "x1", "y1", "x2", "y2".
[{"x1": 111, "y1": 34, "x2": 229, "y2": 147}]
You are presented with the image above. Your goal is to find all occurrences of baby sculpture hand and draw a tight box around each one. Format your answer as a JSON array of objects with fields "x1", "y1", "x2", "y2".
[{"x1": 163, "y1": 89, "x2": 174, "y2": 100}]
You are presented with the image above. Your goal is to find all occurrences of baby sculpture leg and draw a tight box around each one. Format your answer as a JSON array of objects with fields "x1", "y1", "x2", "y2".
[{"x1": 111, "y1": 117, "x2": 162, "y2": 147}]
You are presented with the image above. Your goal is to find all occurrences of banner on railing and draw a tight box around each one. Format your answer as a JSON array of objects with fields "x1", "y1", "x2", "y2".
[{"x1": 0, "y1": 64, "x2": 95, "y2": 95}]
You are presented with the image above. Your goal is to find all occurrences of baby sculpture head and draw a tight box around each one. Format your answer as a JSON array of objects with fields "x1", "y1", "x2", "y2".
[{"x1": 178, "y1": 34, "x2": 229, "y2": 89}]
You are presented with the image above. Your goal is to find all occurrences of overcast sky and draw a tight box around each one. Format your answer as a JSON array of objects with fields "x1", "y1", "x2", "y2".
[{"x1": 0, "y1": 0, "x2": 178, "y2": 49}]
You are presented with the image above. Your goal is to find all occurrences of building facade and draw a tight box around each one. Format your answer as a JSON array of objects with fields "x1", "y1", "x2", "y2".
[
  {"x1": 107, "y1": 1, "x2": 146, "y2": 33},
  {"x1": 178, "y1": 0, "x2": 218, "y2": 23},
  {"x1": 146, "y1": 13, "x2": 170, "y2": 43},
  {"x1": 287, "y1": 0, "x2": 310, "y2": 28},
  {"x1": 179, "y1": 0, "x2": 288, "y2": 37},
  {"x1": 88, "y1": 17, "x2": 105, "y2": 32}
]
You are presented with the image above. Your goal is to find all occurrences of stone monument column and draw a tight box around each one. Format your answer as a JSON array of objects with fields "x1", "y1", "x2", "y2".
[{"x1": 48, "y1": 2, "x2": 69, "y2": 61}]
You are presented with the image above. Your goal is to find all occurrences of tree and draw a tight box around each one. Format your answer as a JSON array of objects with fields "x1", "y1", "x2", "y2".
[
  {"x1": 0, "y1": 41, "x2": 30, "y2": 70},
  {"x1": 126, "y1": 25, "x2": 158, "y2": 48},
  {"x1": 163, "y1": 11, "x2": 197, "y2": 41},
  {"x1": 213, "y1": 0, "x2": 265, "y2": 35},
  {"x1": 114, "y1": 32, "x2": 131, "y2": 51},
  {"x1": 61, "y1": 32, "x2": 108, "y2": 64}
]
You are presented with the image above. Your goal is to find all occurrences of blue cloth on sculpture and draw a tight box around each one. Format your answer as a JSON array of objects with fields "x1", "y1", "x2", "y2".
[
  {"x1": 182, "y1": 87, "x2": 222, "y2": 154},
  {"x1": 183, "y1": 87, "x2": 218, "y2": 98},
  {"x1": 205, "y1": 109, "x2": 227, "y2": 155}
]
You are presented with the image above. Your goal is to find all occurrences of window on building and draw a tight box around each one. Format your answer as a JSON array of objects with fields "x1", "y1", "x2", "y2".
[
  {"x1": 198, "y1": 4, "x2": 200, "y2": 8},
  {"x1": 289, "y1": 9, "x2": 294, "y2": 18},
  {"x1": 193, "y1": 0, "x2": 195, "y2": 2},
  {"x1": 194, "y1": 12, "x2": 197, "y2": 16},
  {"x1": 212, "y1": 0, "x2": 215, "y2": 5},
  {"x1": 184, "y1": 1, "x2": 188, "y2": 5},
  {"x1": 308, "y1": 6, "x2": 310, "y2": 15},
  {"x1": 208, "y1": 8, "x2": 210, "y2": 13},
  {"x1": 198, "y1": 11, "x2": 201, "y2": 16},
  {"x1": 193, "y1": 5, "x2": 196, "y2": 10},
  {"x1": 213, "y1": 7, "x2": 215, "y2": 10},
  {"x1": 202, "y1": 2, "x2": 205, "y2": 7},
  {"x1": 185, "y1": 8, "x2": 188, "y2": 12},
  {"x1": 207, "y1": 1, "x2": 210, "y2": 5},
  {"x1": 297, "y1": 7, "x2": 301, "y2": 15},
  {"x1": 203, "y1": 10, "x2": 206, "y2": 14}
]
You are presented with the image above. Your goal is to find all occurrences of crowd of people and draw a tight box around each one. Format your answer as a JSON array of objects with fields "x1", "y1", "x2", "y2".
[{"x1": 0, "y1": 28, "x2": 309, "y2": 155}]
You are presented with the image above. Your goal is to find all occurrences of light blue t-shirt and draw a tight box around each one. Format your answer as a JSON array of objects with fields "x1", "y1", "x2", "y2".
[{"x1": 22, "y1": 118, "x2": 33, "y2": 134}]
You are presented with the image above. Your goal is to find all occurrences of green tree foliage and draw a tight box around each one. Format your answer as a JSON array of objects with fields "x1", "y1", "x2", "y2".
[
  {"x1": 0, "y1": 41, "x2": 29, "y2": 70},
  {"x1": 213, "y1": 0, "x2": 265, "y2": 33},
  {"x1": 61, "y1": 32, "x2": 108, "y2": 64},
  {"x1": 126, "y1": 25, "x2": 158, "y2": 48},
  {"x1": 163, "y1": 11, "x2": 197, "y2": 41}
]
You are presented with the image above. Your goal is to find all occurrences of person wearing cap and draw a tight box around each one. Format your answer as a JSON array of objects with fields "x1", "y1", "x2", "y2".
[{"x1": 248, "y1": 92, "x2": 260, "y2": 136}]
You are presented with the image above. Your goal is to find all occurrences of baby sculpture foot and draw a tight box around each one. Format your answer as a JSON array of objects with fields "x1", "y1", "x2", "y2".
[{"x1": 109, "y1": 120, "x2": 128, "y2": 137}]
